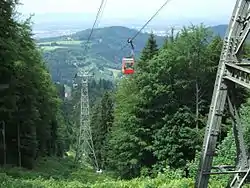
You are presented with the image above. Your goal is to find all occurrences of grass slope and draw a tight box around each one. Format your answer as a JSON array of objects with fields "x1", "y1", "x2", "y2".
[
  {"x1": 0, "y1": 156, "x2": 112, "y2": 188},
  {"x1": 0, "y1": 156, "x2": 232, "y2": 188}
]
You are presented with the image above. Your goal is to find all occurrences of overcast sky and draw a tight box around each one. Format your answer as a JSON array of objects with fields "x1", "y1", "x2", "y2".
[{"x1": 18, "y1": 0, "x2": 236, "y2": 26}]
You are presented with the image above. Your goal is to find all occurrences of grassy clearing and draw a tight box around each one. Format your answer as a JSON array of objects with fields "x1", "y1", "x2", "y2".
[
  {"x1": 37, "y1": 40, "x2": 84, "y2": 51},
  {"x1": 106, "y1": 68, "x2": 120, "y2": 78},
  {"x1": 38, "y1": 40, "x2": 82, "y2": 45},
  {"x1": 0, "y1": 156, "x2": 240, "y2": 188},
  {"x1": 40, "y1": 46, "x2": 67, "y2": 51},
  {"x1": 0, "y1": 156, "x2": 113, "y2": 188}
]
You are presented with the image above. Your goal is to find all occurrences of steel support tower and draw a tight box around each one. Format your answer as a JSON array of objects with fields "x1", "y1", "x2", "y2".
[
  {"x1": 196, "y1": 0, "x2": 250, "y2": 187},
  {"x1": 74, "y1": 70, "x2": 99, "y2": 170}
]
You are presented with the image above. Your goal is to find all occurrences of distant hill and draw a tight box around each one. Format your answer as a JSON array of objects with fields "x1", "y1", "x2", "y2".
[
  {"x1": 38, "y1": 26, "x2": 165, "y2": 61},
  {"x1": 208, "y1": 24, "x2": 250, "y2": 41},
  {"x1": 38, "y1": 25, "x2": 229, "y2": 84},
  {"x1": 37, "y1": 26, "x2": 165, "y2": 84},
  {"x1": 209, "y1": 24, "x2": 227, "y2": 38}
]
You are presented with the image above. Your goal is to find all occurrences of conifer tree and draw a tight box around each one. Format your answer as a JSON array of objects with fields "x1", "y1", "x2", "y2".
[
  {"x1": 91, "y1": 91, "x2": 114, "y2": 169},
  {"x1": 0, "y1": 1, "x2": 68, "y2": 168},
  {"x1": 162, "y1": 27, "x2": 175, "y2": 49},
  {"x1": 137, "y1": 32, "x2": 158, "y2": 71}
]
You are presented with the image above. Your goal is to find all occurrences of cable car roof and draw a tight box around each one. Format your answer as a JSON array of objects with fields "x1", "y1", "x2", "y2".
[{"x1": 122, "y1": 57, "x2": 134, "y2": 60}]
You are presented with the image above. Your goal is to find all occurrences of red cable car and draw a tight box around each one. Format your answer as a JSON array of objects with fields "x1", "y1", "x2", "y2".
[
  {"x1": 121, "y1": 38, "x2": 135, "y2": 75},
  {"x1": 122, "y1": 57, "x2": 135, "y2": 74}
]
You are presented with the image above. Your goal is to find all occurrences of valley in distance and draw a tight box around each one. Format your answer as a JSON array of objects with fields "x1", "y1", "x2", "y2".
[{"x1": 35, "y1": 22, "x2": 228, "y2": 93}]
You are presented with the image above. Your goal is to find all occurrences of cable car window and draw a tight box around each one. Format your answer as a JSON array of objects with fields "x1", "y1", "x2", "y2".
[{"x1": 125, "y1": 62, "x2": 133, "y2": 68}]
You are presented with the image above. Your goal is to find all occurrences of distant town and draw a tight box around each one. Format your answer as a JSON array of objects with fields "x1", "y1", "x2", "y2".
[{"x1": 32, "y1": 25, "x2": 181, "y2": 39}]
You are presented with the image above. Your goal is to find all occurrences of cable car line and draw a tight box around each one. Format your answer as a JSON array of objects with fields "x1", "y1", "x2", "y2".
[
  {"x1": 73, "y1": 0, "x2": 107, "y2": 75},
  {"x1": 83, "y1": 0, "x2": 107, "y2": 53},
  {"x1": 120, "y1": 0, "x2": 172, "y2": 51},
  {"x1": 86, "y1": 0, "x2": 106, "y2": 45},
  {"x1": 96, "y1": 0, "x2": 107, "y2": 28}
]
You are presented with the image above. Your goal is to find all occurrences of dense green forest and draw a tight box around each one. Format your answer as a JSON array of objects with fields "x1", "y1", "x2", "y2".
[{"x1": 2, "y1": 1, "x2": 250, "y2": 188}]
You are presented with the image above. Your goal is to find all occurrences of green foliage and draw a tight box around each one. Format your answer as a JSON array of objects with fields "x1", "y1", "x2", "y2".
[
  {"x1": 105, "y1": 24, "x2": 225, "y2": 179},
  {"x1": 106, "y1": 78, "x2": 142, "y2": 178},
  {"x1": 0, "y1": 156, "x2": 113, "y2": 188},
  {"x1": 153, "y1": 107, "x2": 198, "y2": 168},
  {"x1": 162, "y1": 28, "x2": 176, "y2": 49},
  {"x1": 0, "y1": 162, "x2": 232, "y2": 188},
  {"x1": 2, "y1": 2, "x2": 250, "y2": 186},
  {"x1": 91, "y1": 91, "x2": 114, "y2": 169},
  {"x1": 0, "y1": 0, "x2": 67, "y2": 168},
  {"x1": 137, "y1": 32, "x2": 159, "y2": 72}
]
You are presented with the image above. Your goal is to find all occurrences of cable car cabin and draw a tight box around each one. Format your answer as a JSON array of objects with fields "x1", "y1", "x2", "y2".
[{"x1": 122, "y1": 57, "x2": 135, "y2": 74}]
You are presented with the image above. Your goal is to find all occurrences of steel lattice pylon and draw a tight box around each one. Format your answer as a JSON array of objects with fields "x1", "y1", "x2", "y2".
[
  {"x1": 196, "y1": 0, "x2": 250, "y2": 187},
  {"x1": 74, "y1": 70, "x2": 99, "y2": 170}
]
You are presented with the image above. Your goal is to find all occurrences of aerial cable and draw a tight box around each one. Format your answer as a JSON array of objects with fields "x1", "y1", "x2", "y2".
[
  {"x1": 96, "y1": 0, "x2": 107, "y2": 28},
  {"x1": 73, "y1": 0, "x2": 107, "y2": 73},
  {"x1": 86, "y1": 0, "x2": 105, "y2": 44},
  {"x1": 83, "y1": 0, "x2": 106, "y2": 52},
  {"x1": 120, "y1": 0, "x2": 173, "y2": 51}
]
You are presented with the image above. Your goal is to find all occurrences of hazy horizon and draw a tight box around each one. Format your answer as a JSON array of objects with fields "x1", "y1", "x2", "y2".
[{"x1": 18, "y1": 0, "x2": 234, "y2": 31}]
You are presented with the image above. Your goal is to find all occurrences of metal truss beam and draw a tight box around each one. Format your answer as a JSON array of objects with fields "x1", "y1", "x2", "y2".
[
  {"x1": 74, "y1": 70, "x2": 99, "y2": 170},
  {"x1": 196, "y1": 0, "x2": 250, "y2": 187}
]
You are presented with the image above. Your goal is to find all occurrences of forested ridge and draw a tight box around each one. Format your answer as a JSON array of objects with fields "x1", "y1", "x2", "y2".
[{"x1": 2, "y1": 1, "x2": 250, "y2": 188}]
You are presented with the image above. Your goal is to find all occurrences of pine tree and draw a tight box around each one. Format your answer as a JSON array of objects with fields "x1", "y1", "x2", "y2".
[
  {"x1": 106, "y1": 78, "x2": 142, "y2": 178},
  {"x1": 162, "y1": 27, "x2": 175, "y2": 49},
  {"x1": 91, "y1": 91, "x2": 114, "y2": 169},
  {"x1": 137, "y1": 32, "x2": 158, "y2": 72},
  {"x1": 0, "y1": 2, "x2": 68, "y2": 168}
]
